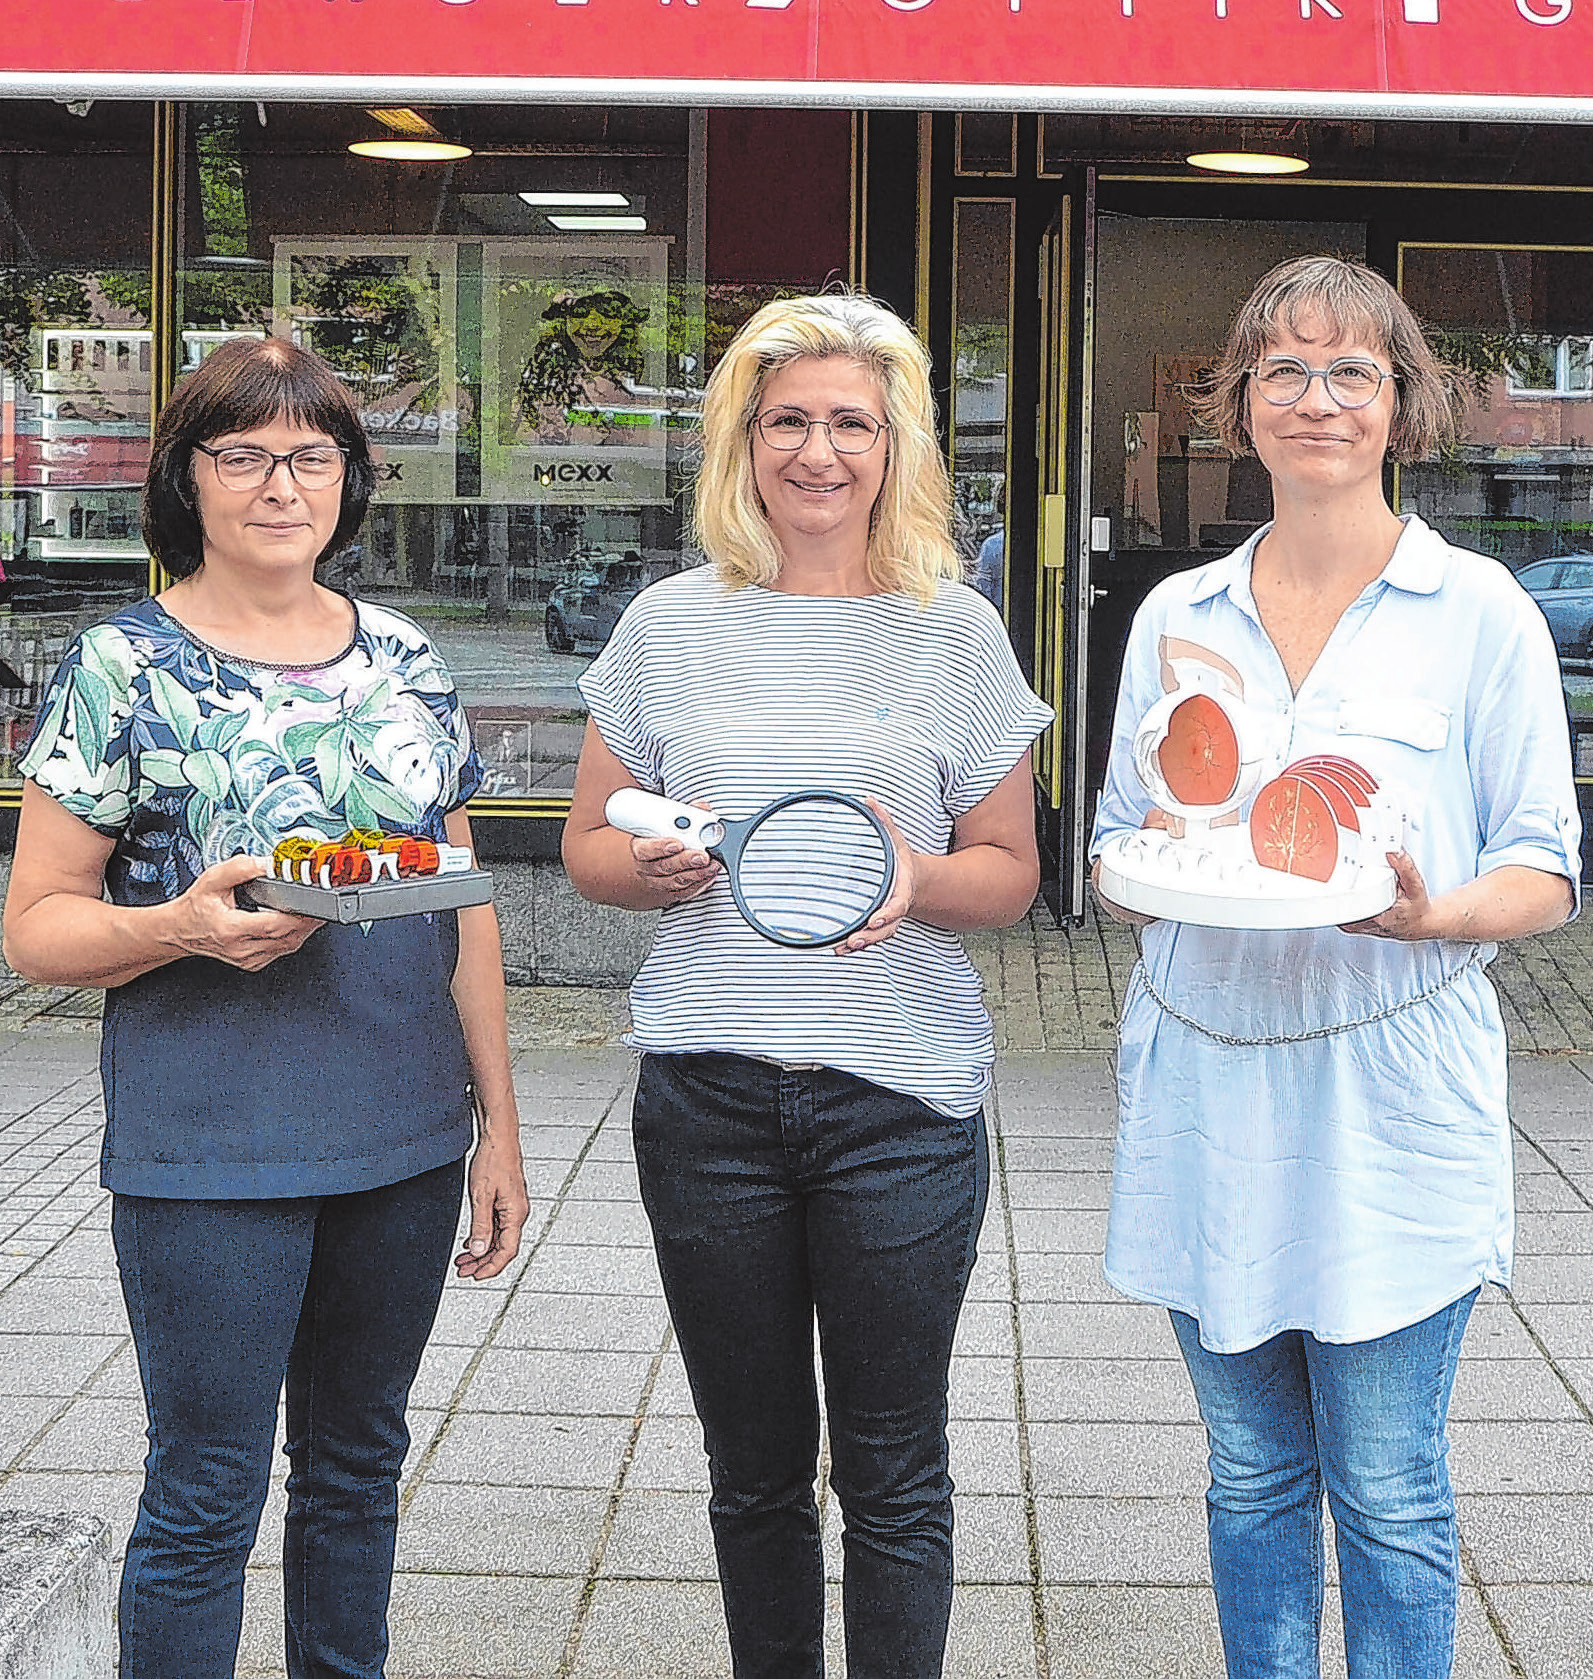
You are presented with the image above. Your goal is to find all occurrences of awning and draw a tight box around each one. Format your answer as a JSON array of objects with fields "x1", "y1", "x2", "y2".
[{"x1": 2, "y1": 0, "x2": 1591, "y2": 120}]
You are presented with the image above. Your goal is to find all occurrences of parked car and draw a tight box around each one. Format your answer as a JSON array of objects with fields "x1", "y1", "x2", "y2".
[
  {"x1": 544, "y1": 551, "x2": 680, "y2": 651},
  {"x1": 1517, "y1": 555, "x2": 1593, "y2": 660}
]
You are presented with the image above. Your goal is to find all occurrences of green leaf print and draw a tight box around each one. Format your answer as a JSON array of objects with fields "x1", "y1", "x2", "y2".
[
  {"x1": 346, "y1": 774, "x2": 418, "y2": 828},
  {"x1": 182, "y1": 749, "x2": 231, "y2": 802},
  {"x1": 141, "y1": 749, "x2": 189, "y2": 789},
  {"x1": 69, "y1": 666, "x2": 112, "y2": 770},
  {"x1": 147, "y1": 667, "x2": 204, "y2": 743},
  {"x1": 313, "y1": 730, "x2": 354, "y2": 806},
  {"x1": 196, "y1": 709, "x2": 250, "y2": 755}
]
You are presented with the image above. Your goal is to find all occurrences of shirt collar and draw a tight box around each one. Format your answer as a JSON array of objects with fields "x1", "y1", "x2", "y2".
[{"x1": 1187, "y1": 513, "x2": 1447, "y2": 608}]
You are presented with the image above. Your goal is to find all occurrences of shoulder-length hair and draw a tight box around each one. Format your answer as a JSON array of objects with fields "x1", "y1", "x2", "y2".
[
  {"x1": 142, "y1": 335, "x2": 377, "y2": 580},
  {"x1": 692, "y1": 292, "x2": 958, "y2": 605},
  {"x1": 1192, "y1": 255, "x2": 1461, "y2": 464}
]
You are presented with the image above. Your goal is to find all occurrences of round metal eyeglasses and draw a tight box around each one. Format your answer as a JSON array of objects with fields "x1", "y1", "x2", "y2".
[
  {"x1": 753, "y1": 407, "x2": 890, "y2": 455},
  {"x1": 1249, "y1": 357, "x2": 1396, "y2": 410},
  {"x1": 193, "y1": 441, "x2": 349, "y2": 491}
]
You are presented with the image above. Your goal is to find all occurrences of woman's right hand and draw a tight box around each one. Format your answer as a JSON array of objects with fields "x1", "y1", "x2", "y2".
[
  {"x1": 168, "y1": 855, "x2": 322, "y2": 971},
  {"x1": 627, "y1": 832, "x2": 722, "y2": 905}
]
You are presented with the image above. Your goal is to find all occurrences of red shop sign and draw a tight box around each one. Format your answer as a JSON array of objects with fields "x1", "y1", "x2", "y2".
[{"x1": 0, "y1": 0, "x2": 1590, "y2": 111}]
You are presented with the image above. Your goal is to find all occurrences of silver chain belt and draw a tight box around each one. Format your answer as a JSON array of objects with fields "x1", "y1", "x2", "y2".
[{"x1": 1132, "y1": 946, "x2": 1485, "y2": 1047}]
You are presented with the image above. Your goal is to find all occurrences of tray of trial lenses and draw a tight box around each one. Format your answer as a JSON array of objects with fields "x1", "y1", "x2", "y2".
[{"x1": 237, "y1": 830, "x2": 495, "y2": 923}]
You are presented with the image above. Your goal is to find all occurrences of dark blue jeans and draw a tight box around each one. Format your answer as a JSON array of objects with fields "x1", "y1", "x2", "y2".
[
  {"x1": 111, "y1": 1157, "x2": 466, "y2": 1679},
  {"x1": 633, "y1": 1051, "x2": 988, "y2": 1679}
]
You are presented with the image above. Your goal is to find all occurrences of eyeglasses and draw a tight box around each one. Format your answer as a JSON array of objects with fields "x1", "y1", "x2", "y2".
[
  {"x1": 1249, "y1": 356, "x2": 1396, "y2": 410},
  {"x1": 193, "y1": 441, "x2": 349, "y2": 491},
  {"x1": 753, "y1": 407, "x2": 890, "y2": 455}
]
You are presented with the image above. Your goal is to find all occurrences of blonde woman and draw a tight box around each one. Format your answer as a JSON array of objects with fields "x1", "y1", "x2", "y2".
[{"x1": 563, "y1": 292, "x2": 1051, "y2": 1678}]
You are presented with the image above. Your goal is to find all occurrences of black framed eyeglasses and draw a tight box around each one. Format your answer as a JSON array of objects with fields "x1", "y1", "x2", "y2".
[
  {"x1": 753, "y1": 407, "x2": 890, "y2": 455},
  {"x1": 1249, "y1": 356, "x2": 1396, "y2": 410},
  {"x1": 193, "y1": 441, "x2": 349, "y2": 491}
]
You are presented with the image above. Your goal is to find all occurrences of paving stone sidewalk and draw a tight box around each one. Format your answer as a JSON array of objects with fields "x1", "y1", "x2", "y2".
[{"x1": 2, "y1": 908, "x2": 1592, "y2": 1676}]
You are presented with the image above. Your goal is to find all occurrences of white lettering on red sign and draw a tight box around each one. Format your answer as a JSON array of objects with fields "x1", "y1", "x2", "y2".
[{"x1": 1516, "y1": 0, "x2": 1572, "y2": 21}]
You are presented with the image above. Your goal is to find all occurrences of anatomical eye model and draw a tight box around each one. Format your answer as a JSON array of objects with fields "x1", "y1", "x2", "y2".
[{"x1": 1096, "y1": 658, "x2": 1403, "y2": 929}]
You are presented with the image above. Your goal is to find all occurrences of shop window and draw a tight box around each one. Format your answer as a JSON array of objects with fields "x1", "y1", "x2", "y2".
[
  {"x1": 0, "y1": 100, "x2": 154, "y2": 788},
  {"x1": 1399, "y1": 242, "x2": 1593, "y2": 777}
]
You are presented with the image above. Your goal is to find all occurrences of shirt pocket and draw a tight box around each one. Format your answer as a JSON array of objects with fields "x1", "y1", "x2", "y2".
[{"x1": 1333, "y1": 694, "x2": 1451, "y2": 811}]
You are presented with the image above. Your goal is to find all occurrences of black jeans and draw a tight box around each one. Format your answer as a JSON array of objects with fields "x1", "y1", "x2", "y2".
[
  {"x1": 111, "y1": 1157, "x2": 465, "y2": 1679},
  {"x1": 634, "y1": 1051, "x2": 988, "y2": 1679}
]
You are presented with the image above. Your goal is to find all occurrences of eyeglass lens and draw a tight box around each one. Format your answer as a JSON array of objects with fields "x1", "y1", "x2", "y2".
[
  {"x1": 200, "y1": 444, "x2": 347, "y2": 489},
  {"x1": 756, "y1": 408, "x2": 885, "y2": 454},
  {"x1": 1251, "y1": 358, "x2": 1389, "y2": 409}
]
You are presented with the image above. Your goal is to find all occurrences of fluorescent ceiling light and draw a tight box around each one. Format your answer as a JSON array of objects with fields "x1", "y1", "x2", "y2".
[
  {"x1": 1186, "y1": 148, "x2": 1308, "y2": 175},
  {"x1": 547, "y1": 214, "x2": 648, "y2": 231},
  {"x1": 349, "y1": 139, "x2": 472, "y2": 162},
  {"x1": 367, "y1": 107, "x2": 441, "y2": 137},
  {"x1": 519, "y1": 191, "x2": 630, "y2": 208}
]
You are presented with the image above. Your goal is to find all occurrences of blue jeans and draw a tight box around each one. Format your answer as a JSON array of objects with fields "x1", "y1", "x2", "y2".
[
  {"x1": 111, "y1": 1158, "x2": 466, "y2": 1679},
  {"x1": 1171, "y1": 1289, "x2": 1479, "y2": 1679},
  {"x1": 633, "y1": 1051, "x2": 988, "y2": 1679}
]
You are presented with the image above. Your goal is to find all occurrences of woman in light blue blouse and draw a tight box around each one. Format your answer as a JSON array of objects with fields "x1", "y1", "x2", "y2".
[
  {"x1": 1091, "y1": 257, "x2": 1580, "y2": 1679},
  {"x1": 2, "y1": 337, "x2": 528, "y2": 1679}
]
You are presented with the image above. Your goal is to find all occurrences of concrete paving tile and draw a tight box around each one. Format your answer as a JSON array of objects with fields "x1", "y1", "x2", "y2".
[
  {"x1": 237, "y1": 1565, "x2": 286, "y2": 1676},
  {"x1": 1008, "y1": 1208, "x2": 1110, "y2": 1253},
  {"x1": 1022, "y1": 1357, "x2": 1201, "y2": 1424},
  {"x1": 1505, "y1": 1252, "x2": 1593, "y2": 1303},
  {"x1": 1517, "y1": 1174, "x2": 1591, "y2": 1212},
  {"x1": 386, "y1": 1571, "x2": 583, "y2": 1679},
  {"x1": 1042, "y1": 1584, "x2": 1226, "y2": 1678},
  {"x1": 522, "y1": 1243, "x2": 664, "y2": 1298},
  {"x1": 20, "y1": 1394, "x2": 146, "y2": 1472},
  {"x1": 627, "y1": 1412, "x2": 710, "y2": 1494},
  {"x1": 1514, "y1": 1212, "x2": 1593, "y2": 1254},
  {"x1": 0, "y1": 1330, "x2": 123, "y2": 1395},
  {"x1": 1027, "y1": 1422, "x2": 1209, "y2": 1499},
  {"x1": 423, "y1": 1410, "x2": 633, "y2": 1490},
  {"x1": 404, "y1": 1341, "x2": 474, "y2": 1410},
  {"x1": 1459, "y1": 1493, "x2": 1593, "y2": 1582},
  {"x1": 1556, "y1": 1359, "x2": 1593, "y2": 1411},
  {"x1": 600, "y1": 1487, "x2": 717, "y2": 1579},
  {"x1": 1453, "y1": 1586, "x2": 1518, "y2": 1679},
  {"x1": 1515, "y1": 1302, "x2": 1593, "y2": 1359},
  {"x1": 546, "y1": 1198, "x2": 654, "y2": 1247},
  {"x1": 82, "y1": 1345, "x2": 142, "y2": 1400},
  {"x1": 648, "y1": 1353, "x2": 696, "y2": 1416},
  {"x1": 0, "y1": 1392, "x2": 60, "y2": 1465},
  {"x1": 570, "y1": 1578, "x2": 731, "y2": 1677},
  {"x1": 1019, "y1": 1301, "x2": 1180, "y2": 1361},
  {"x1": 949, "y1": 1492, "x2": 1030, "y2": 1585},
  {"x1": 1490, "y1": 1585, "x2": 1593, "y2": 1679},
  {"x1": 0, "y1": 1273, "x2": 127, "y2": 1335},
  {"x1": 1015, "y1": 1251, "x2": 1122, "y2": 1303},
  {"x1": 563, "y1": 1159, "x2": 644, "y2": 1202},
  {"x1": 424, "y1": 1284, "x2": 508, "y2": 1346},
  {"x1": 1004, "y1": 1172, "x2": 1113, "y2": 1211},
  {"x1": 494, "y1": 1289, "x2": 669, "y2": 1353},
  {"x1": 1459, "y1": 1305, "x2": 1547, "y2": 1358},
  {"x1": 464, "y1": 1346, "x2": 659, "y2": 1416},
  {"x1": 943, "y1": 1583, "x2": 1042, "y2": 1675},
  {"x1": 1036, "y1": 1495, "x2": 1209, "y2": 1584},
  {"x1": 964, "y1": 1250, "x2": 1014, "y2": 1302},
  {"x1": 951, "y1": 1298, "x2": 1016, "y2": 1358},
  {"x1": 947, "y1": 1417, "x2": 1023, "y2": 1495},
  {"x1": 1450, "y1": 1357, "x2": 1586, "y2": 1422},
  {"x1": 1450, "y1": 1422, "x2": 1593, "y2": 1493},
  {"x1": 949, "y1": 1354, "x2": 1017, "y2": 1421},
  {"x1": 999, "y1": 1135, "x2": 1116, "y2": 1173},
  {"x1": 395, "y1": 1482, "x2": 608, "y2": 1575}
]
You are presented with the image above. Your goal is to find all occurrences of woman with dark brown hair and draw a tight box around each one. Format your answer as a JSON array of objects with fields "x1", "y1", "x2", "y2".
[
  {"x1": 1092, "y1": 256, "x2": 1580, "y2": 1679},
  {"x1": 2, "y1": 335, "x2": 527, "y2": 1679}
]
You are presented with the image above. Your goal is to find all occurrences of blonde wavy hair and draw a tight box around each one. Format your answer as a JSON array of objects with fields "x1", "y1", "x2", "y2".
[{"x1": 691, "y1": 292, "x2": 959, "y2": 605}]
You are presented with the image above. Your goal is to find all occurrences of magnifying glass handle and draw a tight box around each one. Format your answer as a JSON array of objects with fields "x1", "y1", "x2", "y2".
[{"x1": 604, "y1": 788, "x2": 725, "y2": 850}]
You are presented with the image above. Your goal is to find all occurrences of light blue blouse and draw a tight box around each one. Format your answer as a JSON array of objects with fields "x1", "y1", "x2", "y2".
[{"x1": 1090, "y1": 517, "x2": 1582, "y2": 1352}]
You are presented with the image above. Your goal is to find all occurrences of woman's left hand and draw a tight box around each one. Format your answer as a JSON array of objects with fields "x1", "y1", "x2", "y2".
[
  {"x1": 454, "y1": 1122, "x2": 530, "y2": 1281},
  {"x1": 835, "y1": 798, "x2": 917, "y2": 956},
  {"x1": 1340, "y1": 849, "x2": 1437, "y2": 940}
]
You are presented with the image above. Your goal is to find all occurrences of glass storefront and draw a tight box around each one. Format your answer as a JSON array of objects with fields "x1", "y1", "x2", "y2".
[{"x1": 0, "y1": 101, "x2": 852, "y2": 808}]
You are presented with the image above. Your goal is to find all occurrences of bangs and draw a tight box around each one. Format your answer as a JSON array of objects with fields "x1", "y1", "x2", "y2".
[{"x1": 182, "y1": 339, "x2": 362, "y2": 445}]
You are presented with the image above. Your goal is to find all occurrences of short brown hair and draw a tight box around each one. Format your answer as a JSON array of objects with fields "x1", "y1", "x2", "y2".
[
  {"x1": 142, "y1": 336, "x2": 376, "y2": 579},
  {"x1": 1192, "y1": 256, "x2": 1461, "y2": 464}
]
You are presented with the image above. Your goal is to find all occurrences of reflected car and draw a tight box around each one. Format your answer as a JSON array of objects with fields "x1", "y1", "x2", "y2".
[
  {"x1": 544, "y1": 551, "x2": 681, "y2": 652},
  {"x1": 1517, "y1": 556, "x2": 1593, "y2": 660}
]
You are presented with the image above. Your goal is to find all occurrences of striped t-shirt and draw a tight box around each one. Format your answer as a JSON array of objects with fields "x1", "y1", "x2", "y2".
[{"x1": 578, "y1": 565, "x2": 1054, "y2": 1117}]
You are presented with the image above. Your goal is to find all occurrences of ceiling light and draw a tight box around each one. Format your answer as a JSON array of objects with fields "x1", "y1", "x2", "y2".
[
  {"x1": 519, "y1": 191, "x2": 630, "y2": 208},
  {"x1": 1186, "y1": 148, "x2": 1309, "y2": 175},
  {"x1": 349, "y1": 138, "x2": 472, "y2": 162},
  {"x1": 547, "y1": 214, "x2": 648, "y2": 231}
]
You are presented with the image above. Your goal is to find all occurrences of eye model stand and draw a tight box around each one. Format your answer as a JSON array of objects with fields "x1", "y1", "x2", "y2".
[{"x1": 1093, "y1": 672, "x2": 1402, "y2": 930}]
